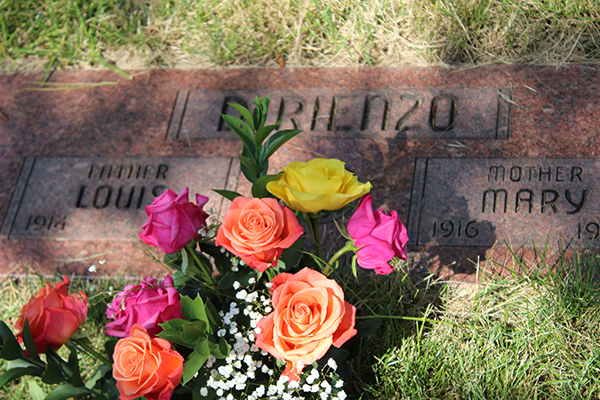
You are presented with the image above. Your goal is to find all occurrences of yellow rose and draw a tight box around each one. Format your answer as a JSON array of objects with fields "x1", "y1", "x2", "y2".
[{"x1": 266, "y1": 158, "x2": 372, "y2": 213}]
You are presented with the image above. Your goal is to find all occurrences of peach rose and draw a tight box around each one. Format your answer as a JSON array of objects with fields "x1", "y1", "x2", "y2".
[
  {"x1": 15, "y1": 276, "x2": 87, "y2": 354},
  {"x1": 215, "y1": 196, "x2": 304, "y2": 272},
  {"x1": 256, "y1": 268, "x2": 356, "y2": 381},
  {"x1": 113, "y1": 325, "x2": 184, "y2": 400}
]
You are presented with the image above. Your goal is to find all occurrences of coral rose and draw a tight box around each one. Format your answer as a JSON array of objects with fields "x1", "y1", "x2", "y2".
[
  {"x1": 105, "y1": 275, "x2": 183, "y2": 338},
  {"x1": 139, "y1": 187, "x2": 210, "y2": 254},
  {"x1": 256, "y1": 267, "x2": 356, "y2": 381},
  {"x1": 266, "y1": 158, "x2": 372, "y2": 213},
  {"x1": 347, "y1": 194, "x2": 409, "y2": 275},
  {"x1": 113, "y1": 324, "x2": 184, "y2": 400},
  {"x1": 15, "y1": 276, "x2": 87, "y2": 354},
  {"x1": 215, "y1": 196, "x2": 303, "y2": 272}
]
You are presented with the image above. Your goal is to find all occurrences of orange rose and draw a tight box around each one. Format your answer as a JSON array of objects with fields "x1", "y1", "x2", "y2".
[
  {"x1": 15, "y1": 276, "x2": 87, "y2": 354},
  {"x1": 256, "y1": 267, "x2": 357, "y2": 381},
  {"x1": 113, "y1": 324, "x2": 184, "y2": 400},
  {"x1": 215, "y1": 196, "x2": 304, "y2": 272}
]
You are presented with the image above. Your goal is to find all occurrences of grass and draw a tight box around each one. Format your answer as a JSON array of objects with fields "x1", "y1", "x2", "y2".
[
  {"x1": 354, "y1": 249, "x2": 600, "y2": 399},
  {"x1": 1, "y1": 0, "x2": 599, "y2": 74}
]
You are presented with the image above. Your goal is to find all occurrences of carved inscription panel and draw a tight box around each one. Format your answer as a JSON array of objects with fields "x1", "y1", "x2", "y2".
[
  {"x1": 1, "y1": 157, "x2": 239, "y2": 240},
  {"x1": 408, "y1": 158, "x2": 599, "y2": 247},
  {"x1": 166, "y1": 87, "x2": 511, "y2": 140}
]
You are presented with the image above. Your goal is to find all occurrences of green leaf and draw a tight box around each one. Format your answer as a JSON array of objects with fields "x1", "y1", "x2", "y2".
[
  {"x1": 44, "y1": 384, "x2": 92, "y2": 400},
  {"x1": 212, "y1": 189, "x2": 242, "y2": 202},
  {"x1": 0, "y1": 320, "x2": 13, "y2": 347},
  {"x1": 0, "y1": 366, "x2": 44, "y2": 387},
  {"x1": 182, "y1": 341, "x2": 211, "y2": 385},
  {"x1": 190, "y1": 295, "x2": 209, "y2": 327},
  {"x1": 253, "y1": 95, "x2": 270, "y2": 128},
  {"x1": 180, "y1": 296, "x2": 193, "y2": 321},
  {"x1": 42, "y1": 348, "x2": 70, "y2": 384},
  {"x1": 214, "y1": 337, "x2": 230, "y2": 359},
  {"x1": 85, "y1": 365, "x2": 111, "y2": 390},
  {"x1": 251, "y1": 172, "x2": 283, "y2": 199},
  {"x1": 21, "y1": 319, "x2": 40, "y2": 362},
  {"x1": 351, "y1": 255, "x2": 358, "y2": 279},
  {"x1": 228, "y1": 103, "x2": 255, "y2": 131},
  {"x1": 65, "y1": 342, "x2": 84, "y2": 387},
  {"x1": 26, "y1": 379, "x2": 47, "y2": 400},
  {"x1": 204, "y1": 301, "x2": 221, "y2": 328},
  {"x1": 0, "y1": 328, "x2": 26, "y2": 361},
  {"x1": 181, "y1": 247, "x2": 189, "y2": 274},
  {"x1": 238, "y1": 154, "x2": 263, "y2": 178},
  {"x1": 221, "y1": 114, "x2": 256, "y2": 155},
  {"x1": 181, "y1": 323, "x2": 207, "y2": 345},
  {"x1": 160, "y1": 318, "x2": 187, "y2": 332},
  {"x1": 255, "y1": 121, "x2": 281, "y2": 145},
  {"x1": 261, "y1": 129, "x2": 302, "y2": 161}
]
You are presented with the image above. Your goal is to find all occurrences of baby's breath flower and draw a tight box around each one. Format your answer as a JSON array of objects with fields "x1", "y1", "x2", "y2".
[
  {"x1": 327, "y1": 358, "x2": 338, "y2": 371},
  {"x1": 88, "y1": 265, "x2": 97, "y2": 272}
]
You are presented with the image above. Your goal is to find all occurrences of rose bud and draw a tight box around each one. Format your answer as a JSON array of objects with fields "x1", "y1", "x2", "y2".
[
  {"x1": 15, "y1": 276, "x2": 87, "y2": 354},
  {"x1": 346, "y1": 194, "x2": 408, "y2": 274},
  {"x1": 139, "y1": 187, "x2": 210, "y2": 254}
]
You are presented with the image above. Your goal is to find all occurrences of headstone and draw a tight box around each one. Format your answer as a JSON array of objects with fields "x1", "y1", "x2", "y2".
[{"x1": 1, "y1": 65, "x2": 599, "y2": 281}]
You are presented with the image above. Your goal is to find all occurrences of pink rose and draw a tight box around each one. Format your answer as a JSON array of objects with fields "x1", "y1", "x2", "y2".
[
  {"x1": 139, "y1": 187, "x2": 209, "y2": 254},
  {"x1": 106, "y1": 275, "x2": 183, "y2": 338},
  {"x1": 346, "y1": 194, "x2": 408, "y2": 275}
]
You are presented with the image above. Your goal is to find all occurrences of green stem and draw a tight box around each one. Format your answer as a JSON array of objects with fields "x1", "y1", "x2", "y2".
[
  {"x1": 186, "y1": 246, "x2": 216, "y2": 288},
  {"x1": 323, "y1": 241, "x2": 355, "y2": 276},
  {"x1": 303, "y1": 212, "x2": 322, "y2": 263},
  {"x1": 71, "y1": 339, "x2": 112, "y2": 366}
]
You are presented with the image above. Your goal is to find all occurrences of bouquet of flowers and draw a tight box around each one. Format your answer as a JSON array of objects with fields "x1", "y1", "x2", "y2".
[{"x1": 0, "y1": 96, "x2": 410, "y2": 400}]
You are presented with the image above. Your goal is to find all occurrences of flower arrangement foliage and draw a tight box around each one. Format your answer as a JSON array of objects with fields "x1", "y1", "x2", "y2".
[{"x1": 0, "y1": 95, "x2": 410, "y2": 400}]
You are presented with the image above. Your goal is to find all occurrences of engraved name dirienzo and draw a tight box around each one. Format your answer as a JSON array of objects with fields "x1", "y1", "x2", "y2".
[{"x1": 167, "y1": 87, "x2": 511, "y2": 140}]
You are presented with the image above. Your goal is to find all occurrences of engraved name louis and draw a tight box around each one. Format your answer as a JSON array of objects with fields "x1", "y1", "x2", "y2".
[{"x1": 75, "y1": 163, "x2": 169, "y2": 210}]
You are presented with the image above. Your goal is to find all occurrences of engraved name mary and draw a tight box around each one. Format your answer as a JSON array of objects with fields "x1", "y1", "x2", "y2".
[{"x1": 408, "y1": 158, "x2": 599, "y2": 247}]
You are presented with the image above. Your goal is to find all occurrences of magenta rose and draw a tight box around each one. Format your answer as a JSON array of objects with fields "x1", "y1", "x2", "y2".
[
  {"x1": 105, "y1": 275, "x2": 183, "y2": 338},
  {"x1": 346, "y1": 194, "x2": 409, "y2": 275},
  {"x1": 139, "y1": 187, "x2": 209, "y2": 254}
]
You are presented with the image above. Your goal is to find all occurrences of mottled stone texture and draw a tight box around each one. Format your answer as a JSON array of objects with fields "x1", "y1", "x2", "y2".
[{"x1": 0, "y1": 65, "x2": 599, "y2": 281}]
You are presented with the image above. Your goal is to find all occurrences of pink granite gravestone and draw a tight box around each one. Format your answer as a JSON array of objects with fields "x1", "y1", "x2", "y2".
[{"x1": 1, "y1": 65, "x2": 599, "y2": 281}]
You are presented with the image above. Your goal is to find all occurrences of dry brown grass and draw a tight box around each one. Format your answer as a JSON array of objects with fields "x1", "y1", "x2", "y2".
[{"x1": 1, "y1": 0, "x2": 599, "y2": 73}]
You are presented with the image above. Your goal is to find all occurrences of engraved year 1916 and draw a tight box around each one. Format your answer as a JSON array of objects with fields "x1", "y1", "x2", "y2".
[{"x1": 432, "y1": 220, "x2": 479, "y2": 238}]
